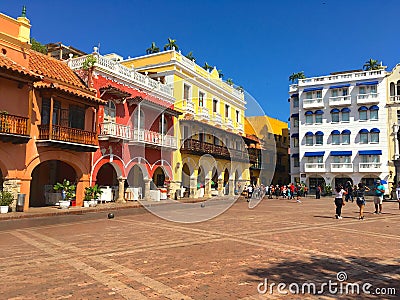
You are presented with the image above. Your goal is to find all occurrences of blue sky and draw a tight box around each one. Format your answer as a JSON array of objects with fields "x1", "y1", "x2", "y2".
[{"x1": 2, "y1": 0, "x2": 399, "y2": 121}]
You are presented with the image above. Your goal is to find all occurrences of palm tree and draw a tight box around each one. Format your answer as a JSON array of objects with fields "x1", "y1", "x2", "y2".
[
  {"x1": 236, "y1": 86, "x2": 244, "y2": 93},
  {"x1": 164, "y1": 38, "x2": 179, "y2": 51},
  {"x1": 217, "y1": 69, "x2": 224, "y2": 79},
  {"x1": 203, "y1": 62, "x2": 212, "y2": 71},
  {"x1": 185, "y1": 51, "x2": 195, "y2": 61},
  {"x1": 363, "y1": 58, "x2": 382, "y2": 71},
  {"x1": 146, "y1": 42, "x2": 160, "y2": 54},
  {"x1": 289, "y1": 71, "x2": 306, "y2": 83},
  {"x1": 226, "y1": 78, "x2": 234, "y2": 86}
]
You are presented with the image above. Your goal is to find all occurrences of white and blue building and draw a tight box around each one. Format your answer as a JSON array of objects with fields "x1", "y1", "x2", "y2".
[{"x1": 289, "y1": 69, "x2": 390, "y2": 194}]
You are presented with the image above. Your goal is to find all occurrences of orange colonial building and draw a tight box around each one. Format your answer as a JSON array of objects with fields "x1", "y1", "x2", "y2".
[{"x1": 0, "y1": 9, "x2": 104, "y2": 210}]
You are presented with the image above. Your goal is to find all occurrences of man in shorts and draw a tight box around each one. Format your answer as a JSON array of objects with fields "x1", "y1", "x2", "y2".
[{"x1": 373, "y1": 179, "x2": 385, "y2": 214}]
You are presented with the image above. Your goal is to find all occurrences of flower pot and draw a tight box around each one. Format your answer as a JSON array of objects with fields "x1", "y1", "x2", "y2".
[
  {"x1": 0, "y1": 205, "x2": 9, "y2": 214},
  {"x1": 83, "y1": 200, "x2": 90, "y2": 208},
  {"x1": 59, "y1": 200, "x2": 70, "y2": 209},
  {"x1": 89, "y1": 200, "x2": 97, "y2": 207}
]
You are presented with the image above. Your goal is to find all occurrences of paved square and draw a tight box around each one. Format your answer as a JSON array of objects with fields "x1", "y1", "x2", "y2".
[{"x1": 0, "y1": 197, "x2": 398, "y2": 299}]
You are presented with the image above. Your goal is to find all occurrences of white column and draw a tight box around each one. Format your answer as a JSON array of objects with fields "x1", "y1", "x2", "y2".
[
  {"x1": 394, "y1": 124, "x2": 399, "y2": 159},
  {"x1": 161, "y1": 112, "x2": 165, "y2": 146}
]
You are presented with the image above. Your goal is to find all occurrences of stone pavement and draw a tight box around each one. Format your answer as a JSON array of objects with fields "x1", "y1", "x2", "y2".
[{"x1": 0, "y1": 196, "x2": 398, "y2": 299}]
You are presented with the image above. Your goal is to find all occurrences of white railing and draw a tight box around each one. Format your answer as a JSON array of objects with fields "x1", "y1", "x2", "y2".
[
  {"x1": 184, "y1": 100, "x2": 195, "y2": 115},
  {"x1": 68, "y1": 53, "x2": 173, "y2": 99},
  {"x1": 298, "y1": 70, "x2": 384, "y2": 85},
  {"x1": 213, "y1": 112, "x2": 222, "y2": 125},
  {"x1": 359, "y1": 162, "x2": 381, "y2": 171},
  {"x1": 198, "y1": 106, "x2": 209, "y2": 121},
  {"x1": 99, "y1": 122, "x2": 131, "y2": 140},
  {"x1": 331, "y1": 163, "x2": 353, "y2": 172},
  {"x1": 356, "y1": 93, "x2": 378, "y2": 103},
  {"x1": 390, "y1": 95, "x2": 400, "y2": 103},
  {"x1": 225, "y1": 119, "x2": 234, "y2": 129},
  {"x1": 303, "y1": 98, "x2": 323, "y2": 108},
  {"x1": 329, "y1": 95, "x2": 351, "y2": 106},
  {"x1": 304, "y1": 163, "x2": 325, "y2": 172}
]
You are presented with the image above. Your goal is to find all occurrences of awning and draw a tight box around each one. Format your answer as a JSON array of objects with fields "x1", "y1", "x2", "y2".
[
  {"x1": 291, "y1": 153, "x2": 299, "y2": 158},
  {"x1": 359, "y1": 150, "x2": 382, "y2": 155},
  {"x1": 359, "y1": 129, "x2": 369, "y2": 133},
  {"x1": 330, "y1": 151, "x2": 352, "y2": 156},
  {"x1": 358, "y1": 106, "x2": 368, "y2": 111},
  {"x1": 315, "y1": 131, "x2": 324, "y2": 136},
  {"x1": 356, "y1": 81, "x2": 378, "y2": 86},
  {"x1": 304, "y1": 151, "x2": 325, "y2": 157},
  {"x1": 303, "y1": 87, "x2": 323, "y2": 92},
  {"x1": 369, "y1": 105, "x2": 379, "y2": 110},
  {"x1": 329, "y1": 84, "x2": 351, "y2": 89},
  {"x1": 370, "y1": 128, "x2": 380, "y2": 133},
  {"x1": 331, "y1": 130, "x2": 340, "y2": 135},
  {"x1": 305, "y1": 131, "x2": 314, "y2": 136},
  {"x1": 291, "y1": 113, "x2": 299, "y2": 118},
  {"x1": 291, "y1": 133, "x2": 299, "y2": 137},
  {"x1": 341, "y1": 129, "x2": 351, "y2": 134},
  {"x1": 305, "y1": 111, "x2": 313, "y2": 115},
  {"x1": 314, "y1": 110, "x2": 324, "y2": 115},
  {"x1": 291, "y1": 93, "x2": 299, "y2": 98},
  {"x1": 341, "y1": 107, "x2": 351, "y2": 112},
  {"x1": 330, "y1": 108, "x2": 340, "y2": 113}
]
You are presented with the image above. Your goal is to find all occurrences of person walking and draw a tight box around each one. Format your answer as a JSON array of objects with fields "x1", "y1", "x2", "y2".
[
  {"x1": 345, "y1": 181, "x2": 354, "y2": 202},
  {"x1": 396, "y1": 182, "x2": 400, "y2": 210},
  {"x1": 355, "y1": 182, "x2": 370, "y2": 220},
  {"x1": 316, "y1": 185, "x2": 321, "y2": 199},
  {"x1": 334, "y1": 185, "x2": 347, "y2": 219},
  {"x1": 373, "y1": 179, "x2": 385, "y2": 214}
]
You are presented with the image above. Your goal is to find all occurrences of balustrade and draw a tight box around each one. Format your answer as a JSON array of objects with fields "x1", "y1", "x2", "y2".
[
  {"x1": 0, "y1": 112, "x2": 28, "y2": 135},
  {"x1": 38, "y1": 124, "x2": 97, "y2": 145}
]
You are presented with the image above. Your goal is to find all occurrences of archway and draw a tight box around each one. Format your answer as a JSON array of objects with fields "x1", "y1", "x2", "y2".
[
  {"x1": 308, "y1": 176, "x2": 326, "y2": 195},
  {"x1": 96, "y1": 163, "x2": 118, "y2": 187},
  {"x1": 223, "y1": 168, "x2": 229, "y2": 195},
  {"x1": 197, "y1": 167, "x2": 205, "y2": 187},
  {"x1": 182, "y1": 163, "x2": 191, "y2": 189},
  {"x1": 334, "y1": 176, "x2": 352, "y2": 189},
  {"x1": 361, "y1": 176, "x2": 379, "y2": 195},
  {"x1": 211, "y1": 167, "x2": 218, "y2": 194},
  {"x1": 30, "y1": 160, "x2": 76, "y2": 207},
  {"x1": 127, "y1": 164, "x2": 145, "y2": 197},
  {"x1": 152, "y1": 167, "x2": 165, "y2": 188}
]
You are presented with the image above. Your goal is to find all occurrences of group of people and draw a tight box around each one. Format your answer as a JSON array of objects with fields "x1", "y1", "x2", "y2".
[
  {"x1": 333, "y1": 180, "x2": 386, "y2": 220},
  {"x1": 243, "y1": 183, "x2": 308, "y2": 202}
]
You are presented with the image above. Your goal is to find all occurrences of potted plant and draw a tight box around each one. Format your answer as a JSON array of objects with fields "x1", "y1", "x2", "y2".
[
  {"x1": 53, "y1": 179, "x2": 76, "y2": 209},
  {"x1": 84, "y1": 184, "x2": 102, "y2": 207},
  {"x1": 0, "y1": 191, "x2": 13, "y2": 213}
]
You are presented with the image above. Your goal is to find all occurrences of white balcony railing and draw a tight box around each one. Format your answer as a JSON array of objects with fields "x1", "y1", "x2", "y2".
[
  {"x1": 98, "y1": 122, "x2": 177, "y2": 149},
  {"x1": 68, "y1": 52, "x2": 173, "y2": 99},
  {"x1": 390, "y1": 95, "x2": 400, "y2": 103},
  {"x1": 356, "y1": 93, "x2": 379, "y2": 104},
  {"x1": 331, "y1": 163, "x2": 353, "y2": 172},
  {"x1": 213, "y1": 112, "x2": 222, "y2": 125},
  {"x1": 198, "y1": 106, "x2": 210, "y2": 121},
  {"x1": 329, "y1": 95, "x2": 351, "y2": 106},
  {"x1": 225, "y1": 119, "x2": 234, "y2": 129},
  {"x1": 184, "y1": 100, "x2": 195, "y2": 115},
  {"x1": 304, "y1": 163, "x2": 325, "y2": 172},
  {"x1": 359, "y1": 162, "x2": 381, "y2": 172},
  {"x1": 298, "y1": 70, "x2": 384, "y2": 85},
  {"x1": 303, "y1": 98, "x2": 324, "y2": 109}
]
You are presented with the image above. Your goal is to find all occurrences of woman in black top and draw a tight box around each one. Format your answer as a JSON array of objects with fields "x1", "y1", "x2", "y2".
[{"x1": 355, "y1": 182, "x2": 370, "y2": 220}]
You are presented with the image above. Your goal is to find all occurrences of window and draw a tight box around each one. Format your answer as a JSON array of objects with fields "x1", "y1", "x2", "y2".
[
  {"x1": 198, "y1": 91, "x2": 204, "y2": 107},
  {"x1": 342, "y1": 134, "x2": 350, "y2": 145},
  {"x1": 315, "y1": 114, "x2": 322, "y2": 124},
  {"x1": 305, "y1": 92, "x2": 313, "y2": 99},
  {"x1": 41, "y1": 98, "x2": 61, "y2": 125},
  {"x1": 305, "y1": 114, "x2": 313, "y2": 124},
  {"x1": 360, "y1": 132, "x2": 369, "y2": 144},
  {"x1": 292, "y1": 137, "x2": 299, "y2": 147},
  {"x1": 370, "y1": 85, "x2": 377, "y2": 94},
  {"x1": 341, "y1": 111, "x2": 350, "y2": 122},
  {"x1": 293, "y1": 97, "x2": 299, "y2": 107},
  {"x1": 133, "y1": 108, "x2": 145, "y2": 129},
  {"x1": 370, "y1": 132, "x2": 379, "y2": 143},
  {"x1": 359, "y1": 86, "x2": 366, "y2": 95},
  {"x1": 69, "y1": 105, "x2": 85, "y2": 129},
  {"x1": 184, "y1": 84, "x2": 191, "y2": 101},
  {"x1": 342, "y1": 88, "x2": 349, "y2": 96},
  {"x1": 104, "y1": 100, "x2": 116, "y2": 122},
  {"x1": 225, "y1": 104, "x2": 230, "y2": 118},
  {"x1": 359, "y1": 108, "x2": 368, "y2": 121},
  {"x1": 236, "y1": 110, "x2": 240, "y2": 123},
  {"x1": 213, "y1": 99, "x2": 218, "y2": 113},
  {"x1": 331, "y1": 89, "x2": 338, "y2": 97},
  {"x1": 293, "y1": 117, "x2": 299, "y2": 128},
  {"x1": 306, "y1": 135, "x2": 313, "y2": 146},
  {"x1": 159, "y1": 116, "x2": 168, "y2": 135},
  {"x1": 316, "y1": 91, "x2": 322, "y2": 98},
  {"x1": 331, "y1": 111, "x2": 339, "y2": 123},
  {"x1": 332, "y1": 134, "x2": 340, "y2": 145},
  {"x1": 293, "y1": 157, "x2": 299, "y2": 167},
  {"x1": 315, "y1": 135, "x2": 323, "y2": 145},
  {"x1": 370, "y1": 110, "x2": 378, "y2": 120}
]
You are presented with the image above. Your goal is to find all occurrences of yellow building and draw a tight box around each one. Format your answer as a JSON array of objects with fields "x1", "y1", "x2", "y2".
[
  {"x1": 122, "y1": 50, "x2": 256, "y2": 197},
  {"x1": 245, "y1": 116, "x2": 290, "y2": 185}
]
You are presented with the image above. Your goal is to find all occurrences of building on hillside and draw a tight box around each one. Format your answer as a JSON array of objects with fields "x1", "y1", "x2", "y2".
[
  {"x1": 245, "y1": 116, "x2": 290, "y2": 185},
  {"x1": 289, "y1": 68, "x2": 390, "y2": 195},
  {"x1": 0, "y1": 9, "x2": 104, "y2": 210},
  {"x1": 68, "y1": 49, "x2": 180, "y2": 201},
  {"x1": 122, "y1": 50, "x2": 258, "y2": 197}
]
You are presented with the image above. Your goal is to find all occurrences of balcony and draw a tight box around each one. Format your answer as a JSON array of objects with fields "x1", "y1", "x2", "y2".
[
  {"x1": 247, "y1": 148, "x2": 260, "y2": 164},
  {"x1": 198, "y1": 106, "x2": 210, "y2": 122},
  {"x1": 212, "y1": 112, "x2": 222, "y2": 126},
  {"x1": 330, "y1": 163, "x2": 353, "y2": 172},
  {"x1": 131, "y1": 129, "x2": 177, "y2": 149},
  {"x1": 0, "y1": 112, "x2": 30, "y2": 144},
  {"x1": 356, "y1": 93, "x2": 379, "y2": 104},
  {"x1": 329, "y1": 95, "x2": 351, "y2": 106},
  {"x1": 359, "y1": 162, "x2": 382, "y2": 172},
  {"x1": 181, "y1": 138, "x2": 250, "y2": 161},
  {"x1": 304, "y1": 163, "x2": 325, "y2": 172},
  {"x1": 389, "y1": 95, "x2": 400, "y2": 103},
  {"x1": 37, "y1": 124, "x2": 98, "y2": 152},
  {"x1": 225, "y1": 119, "x2": 234, "y2": 130},
  {"x1": 99, "y1": 122, "x2": 131, "y2": 141},
  {"x1": 183, "y1": 100, "x2": 195, "y2": 115},
  {"x1": 303, "y1": 98, "x2": 324, "y2": 109}
]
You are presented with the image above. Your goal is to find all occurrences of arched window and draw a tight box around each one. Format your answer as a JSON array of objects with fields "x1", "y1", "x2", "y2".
[
  {"x1": 390, "y1": 82, "x2": 395, "y2": 96},
  {"x1": 104, "y1": 100, "x2": 116, "y2": 122}
]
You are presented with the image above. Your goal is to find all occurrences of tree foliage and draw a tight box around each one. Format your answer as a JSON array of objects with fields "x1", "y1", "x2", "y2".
[{"x1": 30, "y1": 38, "x2": 47, "y2": 54}]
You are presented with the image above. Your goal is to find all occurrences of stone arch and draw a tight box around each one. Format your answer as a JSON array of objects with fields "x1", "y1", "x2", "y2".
[
  {"x1": 126, "y1": 157, "x2": 150, "y2": 180},
  {"x1": 333, "y1": 175, "x2": 353, "y2": 188},
  {"x1": 152, "y1": 166, "x2": 166, "y2": 188},
  {"x1": 91, "y1": 155, "x2": 124, "y2": 184}
]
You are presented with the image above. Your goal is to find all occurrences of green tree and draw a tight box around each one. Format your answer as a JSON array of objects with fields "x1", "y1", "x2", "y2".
[
  {"x1": 164, "y1": 38, "x2": 179, "y2": 51},
  {"x1": 289, "y1": 71, "x2": 306, "y2": 83},
  {"x1": 146, "y1": 42, "x2": 160, "y2": 54},
  {"x1": 30, "y1": 38, "x2": 47, "y2": 54},
  {"x1": 203, "y1": 62, "x2": 212, "y2": 71},
  {"x1": 363, "y1": 58, "x2": 382, "y2": 71},
  {"x1": 185, "y1": 51, "x2": 195, "y2": 61},
  {"x1": 217, "y1": 69, "x2": 224, "y2": 79},
  {"x1": 226, "y1": 78, "x2": 234, "y2": 86}
]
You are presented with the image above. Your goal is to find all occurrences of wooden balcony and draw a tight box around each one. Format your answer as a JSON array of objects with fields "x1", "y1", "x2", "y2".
[
  {"x1": 0, "y1": 112, "x2": 30, "y2": 144},
  {"x1": 181, "y1": 138, "x2": 253, "y2": 162},
  {"x1": 37, "y1": 124, "x2": 98, "y2": 152}
]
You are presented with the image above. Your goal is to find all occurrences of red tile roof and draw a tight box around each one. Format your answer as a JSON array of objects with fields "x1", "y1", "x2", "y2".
[{"x1": 0, "y1": 54, "x2": 42, "y2": 80}]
